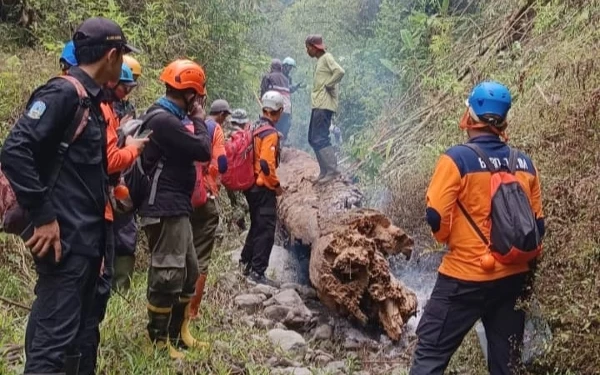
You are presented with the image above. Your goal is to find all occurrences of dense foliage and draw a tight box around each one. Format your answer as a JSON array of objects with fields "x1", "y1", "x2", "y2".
[{"x1": 1, "y1": 0, "x2": 599, "y2": 373}]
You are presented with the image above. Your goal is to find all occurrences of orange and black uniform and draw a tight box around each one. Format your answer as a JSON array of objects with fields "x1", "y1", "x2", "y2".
[
  {"x1": 240, "y1": 117, "x2": 281, "y2": 276},
  {"x1": 190, "y1": 118, "x2": 227, "y2": 275},
  {"x1": 77, "y1": 100, "x2": 141, "y2": 375},
  {"x1": 410, "y1": 134, "x2": 544, "y2": 375}
]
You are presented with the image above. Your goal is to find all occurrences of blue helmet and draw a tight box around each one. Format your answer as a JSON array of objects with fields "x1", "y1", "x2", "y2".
[
  {"x1": 119, "y1": 64, "x2": 137, "y2": 86},
  {"x1": 467, "y1": 81, "x2": 512, "y2": 122},
  {"x1": 60, "y1": 41, "x2": 78, "y2": 67}
]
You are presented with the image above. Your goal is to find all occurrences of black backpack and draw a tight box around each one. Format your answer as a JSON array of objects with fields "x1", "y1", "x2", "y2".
[
  {"x1": 113, "y1": 109, "x2": 166, "y2": 215},
  {"x1": 457, "y1": 143, "x2": 542, "y2": 265}
]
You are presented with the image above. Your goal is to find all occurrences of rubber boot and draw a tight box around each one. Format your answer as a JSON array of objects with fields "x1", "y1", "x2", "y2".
[
  {"x1": 316, "y1": 146, "x2": 341, "y2": 185},
  {"x1": 312, "y1": 152, "x2": 327, "y2": 184},
  {"x1": 189, "y1": 273, "x2": 207, "y2": 319},
  {"x1": 64, "y1": 352, "x2": 81, "y2": 375},
  {"x1": 169, "y1": 299, "x2": 209, "y2": 349},
  {"x1": 112, "y1": 255, "x2": 135, "y2": 290},
  {"x1": 147, "y1": 305, "x2": 185, "y2": 359}
]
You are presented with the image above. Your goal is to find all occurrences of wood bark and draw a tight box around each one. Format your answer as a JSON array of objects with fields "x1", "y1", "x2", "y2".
[{"x1": 277, "y1": 148, "x2": 418, "y2": 340}]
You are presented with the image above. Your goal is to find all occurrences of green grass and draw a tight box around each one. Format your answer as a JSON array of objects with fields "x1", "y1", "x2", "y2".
[{"x1": 0, "y1": 240, "x2": 275, "y2": 375}]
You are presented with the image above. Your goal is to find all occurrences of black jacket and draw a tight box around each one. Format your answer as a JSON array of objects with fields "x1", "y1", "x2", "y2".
[
  {"x1": 0, "y1": 67, "x2": 109, "y2": 258},
  {"x1": 260, "y1": 61, "x2": 290, "y2": 97},
  {"x1": 138, "y1": 103, "x2": 211, "y2": 217}
]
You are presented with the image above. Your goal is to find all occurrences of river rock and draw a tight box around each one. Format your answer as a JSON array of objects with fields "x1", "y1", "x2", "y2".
[
  {"x1": 312, "y1": 324, "x2": 333, "y2": 341},
  {"x1": 249, "y1": 284, "x2": 279, "y2": 298},
  {"x1": 234, "y1": 294, "x2": 267, "y2": 313},
  {"x1": 326, "y1": 360, "x2": 346, "y2": 373},
  {"x1": 264, "y1": 305, "x2": 293, "y2": 322},
  {"x1": 254, "y1": 317, "x2": 275, "y2": 330},
  {"x1": 267, "y1": 329, "x2": 307, "y2": 353},
  {"x1": 271, "y1": 367, "x2": 312, "y2": 375},
  {"x1": 268, "y1": 288, "x2": 304, "y2": 307}
]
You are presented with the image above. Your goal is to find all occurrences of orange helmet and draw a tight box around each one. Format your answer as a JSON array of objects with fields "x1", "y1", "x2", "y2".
[
  {"x1": 123, "y1": 55, "x2": 142, "y2": 77},
  {"x1": 159, "y1": 59, "x2": 206, "y2": 96}
]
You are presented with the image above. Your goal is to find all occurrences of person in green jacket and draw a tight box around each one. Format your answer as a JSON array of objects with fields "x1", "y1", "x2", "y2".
[{"x1": 305, "y1": 34, "x2": 345, "y2": 184}]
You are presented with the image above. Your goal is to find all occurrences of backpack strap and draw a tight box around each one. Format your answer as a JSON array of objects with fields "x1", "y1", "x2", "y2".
[
  {"x1": 457, "y1": 201, "x2": 490, "y2": 247},
  {"x1": 137, "y1": 108, "x2": 168, "y2": 206},
  {"x1": 507, "y1": 147, "x2": 519, "y2": 174},
  {"x1": 461, "y1": 143, "x2": 498, "y2": 173},
  {"x1": 45, "y1": 75, "x2": 90, "y2": 190}
]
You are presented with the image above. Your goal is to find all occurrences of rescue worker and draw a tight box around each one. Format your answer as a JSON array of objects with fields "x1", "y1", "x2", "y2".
[
  {"x1": 188, "y1": 99, "x2": 229, "y2": 319},
  {"x1": 123, "y1": 54, "x2": 142, "y2": 81},
  {"x1": 114, "y1": 54, "x2": 142, "y2": 119},
  {"x1": 260, "y1": 59, "x2": 292, "y2": 143},
  {"x1": 138, "y1": 59, "x2": 212, "y2": 359},
  {"x1": 239, "y1": 91, "x2": 285, "y2": 285},
  {"x1": 281, "y1": 57, "x2": 305, "y2": 144},
  {"x1": 225, "y1": 108, "x2": 250, "y2": 232},
  {"x1": 305, "y1": 34, "x2": 345, "y2": 184},
  {"x1": 110, "y1": 60, "x2": 143, "y2": 291},
  {"x1": 228, "y1": 108, "x2": 250, "y2": 135},
  {"x1": 410, "y1": 81, "x2": 545, "y2": 375},
  {"x1": 0, "y1": 17, "x2": 137, "y2": 375},
  {"x1": 282, "y1": 57, "x2": 304, "y2": 94},
  {"x1": 77, "y1": 63, "x2": 148, "y2": 375},
  {"x1": 59, "y1": 40, "x2": 77, "y2": 73}
]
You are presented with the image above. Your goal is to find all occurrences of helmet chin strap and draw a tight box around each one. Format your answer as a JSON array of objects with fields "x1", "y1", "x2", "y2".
[{"x1": 460, "y1": 108, "x2": 509, "y2": 141}]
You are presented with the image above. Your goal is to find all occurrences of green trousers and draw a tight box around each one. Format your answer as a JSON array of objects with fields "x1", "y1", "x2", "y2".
[{"x1": 190, "y1": 199, "x2": 220, "y2": 274}]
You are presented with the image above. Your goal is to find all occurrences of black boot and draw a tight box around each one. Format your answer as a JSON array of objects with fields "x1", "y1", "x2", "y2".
[
  {"x1": 147, "y1": 305, "x2": 185, "y2": 359},
  {"x1": 64, "y1": 352, "x2": 81, "y2": 375}
]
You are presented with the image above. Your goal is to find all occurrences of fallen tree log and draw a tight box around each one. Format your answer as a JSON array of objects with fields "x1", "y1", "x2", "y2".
[{"x1": 277, "y1": 148, "x2": 418, "y2": 340}]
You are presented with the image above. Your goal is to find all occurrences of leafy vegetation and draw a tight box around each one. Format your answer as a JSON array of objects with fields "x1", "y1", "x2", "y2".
[{"x1": 1, "y1": 0, "x2": 599, "y2": 373}]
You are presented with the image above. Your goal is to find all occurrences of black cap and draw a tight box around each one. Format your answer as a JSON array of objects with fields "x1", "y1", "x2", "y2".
[{"x1": 72, "y1": 17, "x2": 140, "y2": 53}]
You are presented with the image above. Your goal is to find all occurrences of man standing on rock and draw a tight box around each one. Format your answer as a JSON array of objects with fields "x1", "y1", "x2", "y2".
[
  {"x1": 305, "y1": 34, "x2": 345, "y2": 184},
  {"x1": 410, "y1": 81, "x2": 544, "y2": 375}
]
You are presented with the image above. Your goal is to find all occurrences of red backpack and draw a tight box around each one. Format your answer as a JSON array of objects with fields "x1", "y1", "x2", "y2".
[
  {"x1": 191, "y1": 119, "x2": 218, "y2": 208},
  {"x1": 221, "y1": 124, "x2": 272, "y2": 191},
  {"x1": 0, "y1": 75, "x2": 90, "y2": 236},
  {"x1": 457, "y1": 143, "x2": 542, "y2": 265}
]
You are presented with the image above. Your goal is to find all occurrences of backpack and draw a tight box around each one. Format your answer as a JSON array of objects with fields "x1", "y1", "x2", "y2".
[
  {"x1": 221, "y1": 123, "x2": 272, "y2": 191},
  {"x1": 118, "y1": 108, "x2": 167, "y2": 214},
  {"x1": 191, "y1": 119, "x2": 218, "y2": 208},
  {"x1": 0, "y1": 75, "x2": 91, "y2": 236},
  {"x1": 457, "y1": 143, "x2": 542, "y2": 265}
]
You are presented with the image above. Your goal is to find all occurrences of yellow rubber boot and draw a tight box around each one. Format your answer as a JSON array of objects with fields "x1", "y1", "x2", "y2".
[
  {"x1": 147, "y1": 304, "x2": 186, "y2": 359},
  {"x1": 181, "y1": 302, "x2": 209, "y2": 349},
  {"x1": 155, "y1": 340, "x2": 186, "y2": 360}
]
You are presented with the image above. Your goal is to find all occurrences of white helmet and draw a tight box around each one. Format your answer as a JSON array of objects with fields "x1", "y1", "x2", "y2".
[
  {"x1": 261, "y1": 91, "x2": 284, "y2": 111},
  {"x1": 282, "y1": 57, "x2": 296, "y2": 67}
]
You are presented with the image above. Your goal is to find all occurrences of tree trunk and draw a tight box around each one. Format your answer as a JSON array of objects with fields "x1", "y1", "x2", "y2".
[{"x1": 277, "y1": 148, "x2": 418, "y2": 340}]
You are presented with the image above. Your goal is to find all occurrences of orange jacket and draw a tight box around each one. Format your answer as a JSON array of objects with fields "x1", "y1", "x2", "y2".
[
  {"x1": 204, "y1": 121, "x2": 226, "y2": 196},
  {"x1": 101, "y1": 102, "x2": 140, "y2": 222},
  {"x1": 253, "y1": 118, "x2": 280, "y2": 190},
  {"x1": 426, "y1": 135, "x2": 544, "y2": 282}
]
